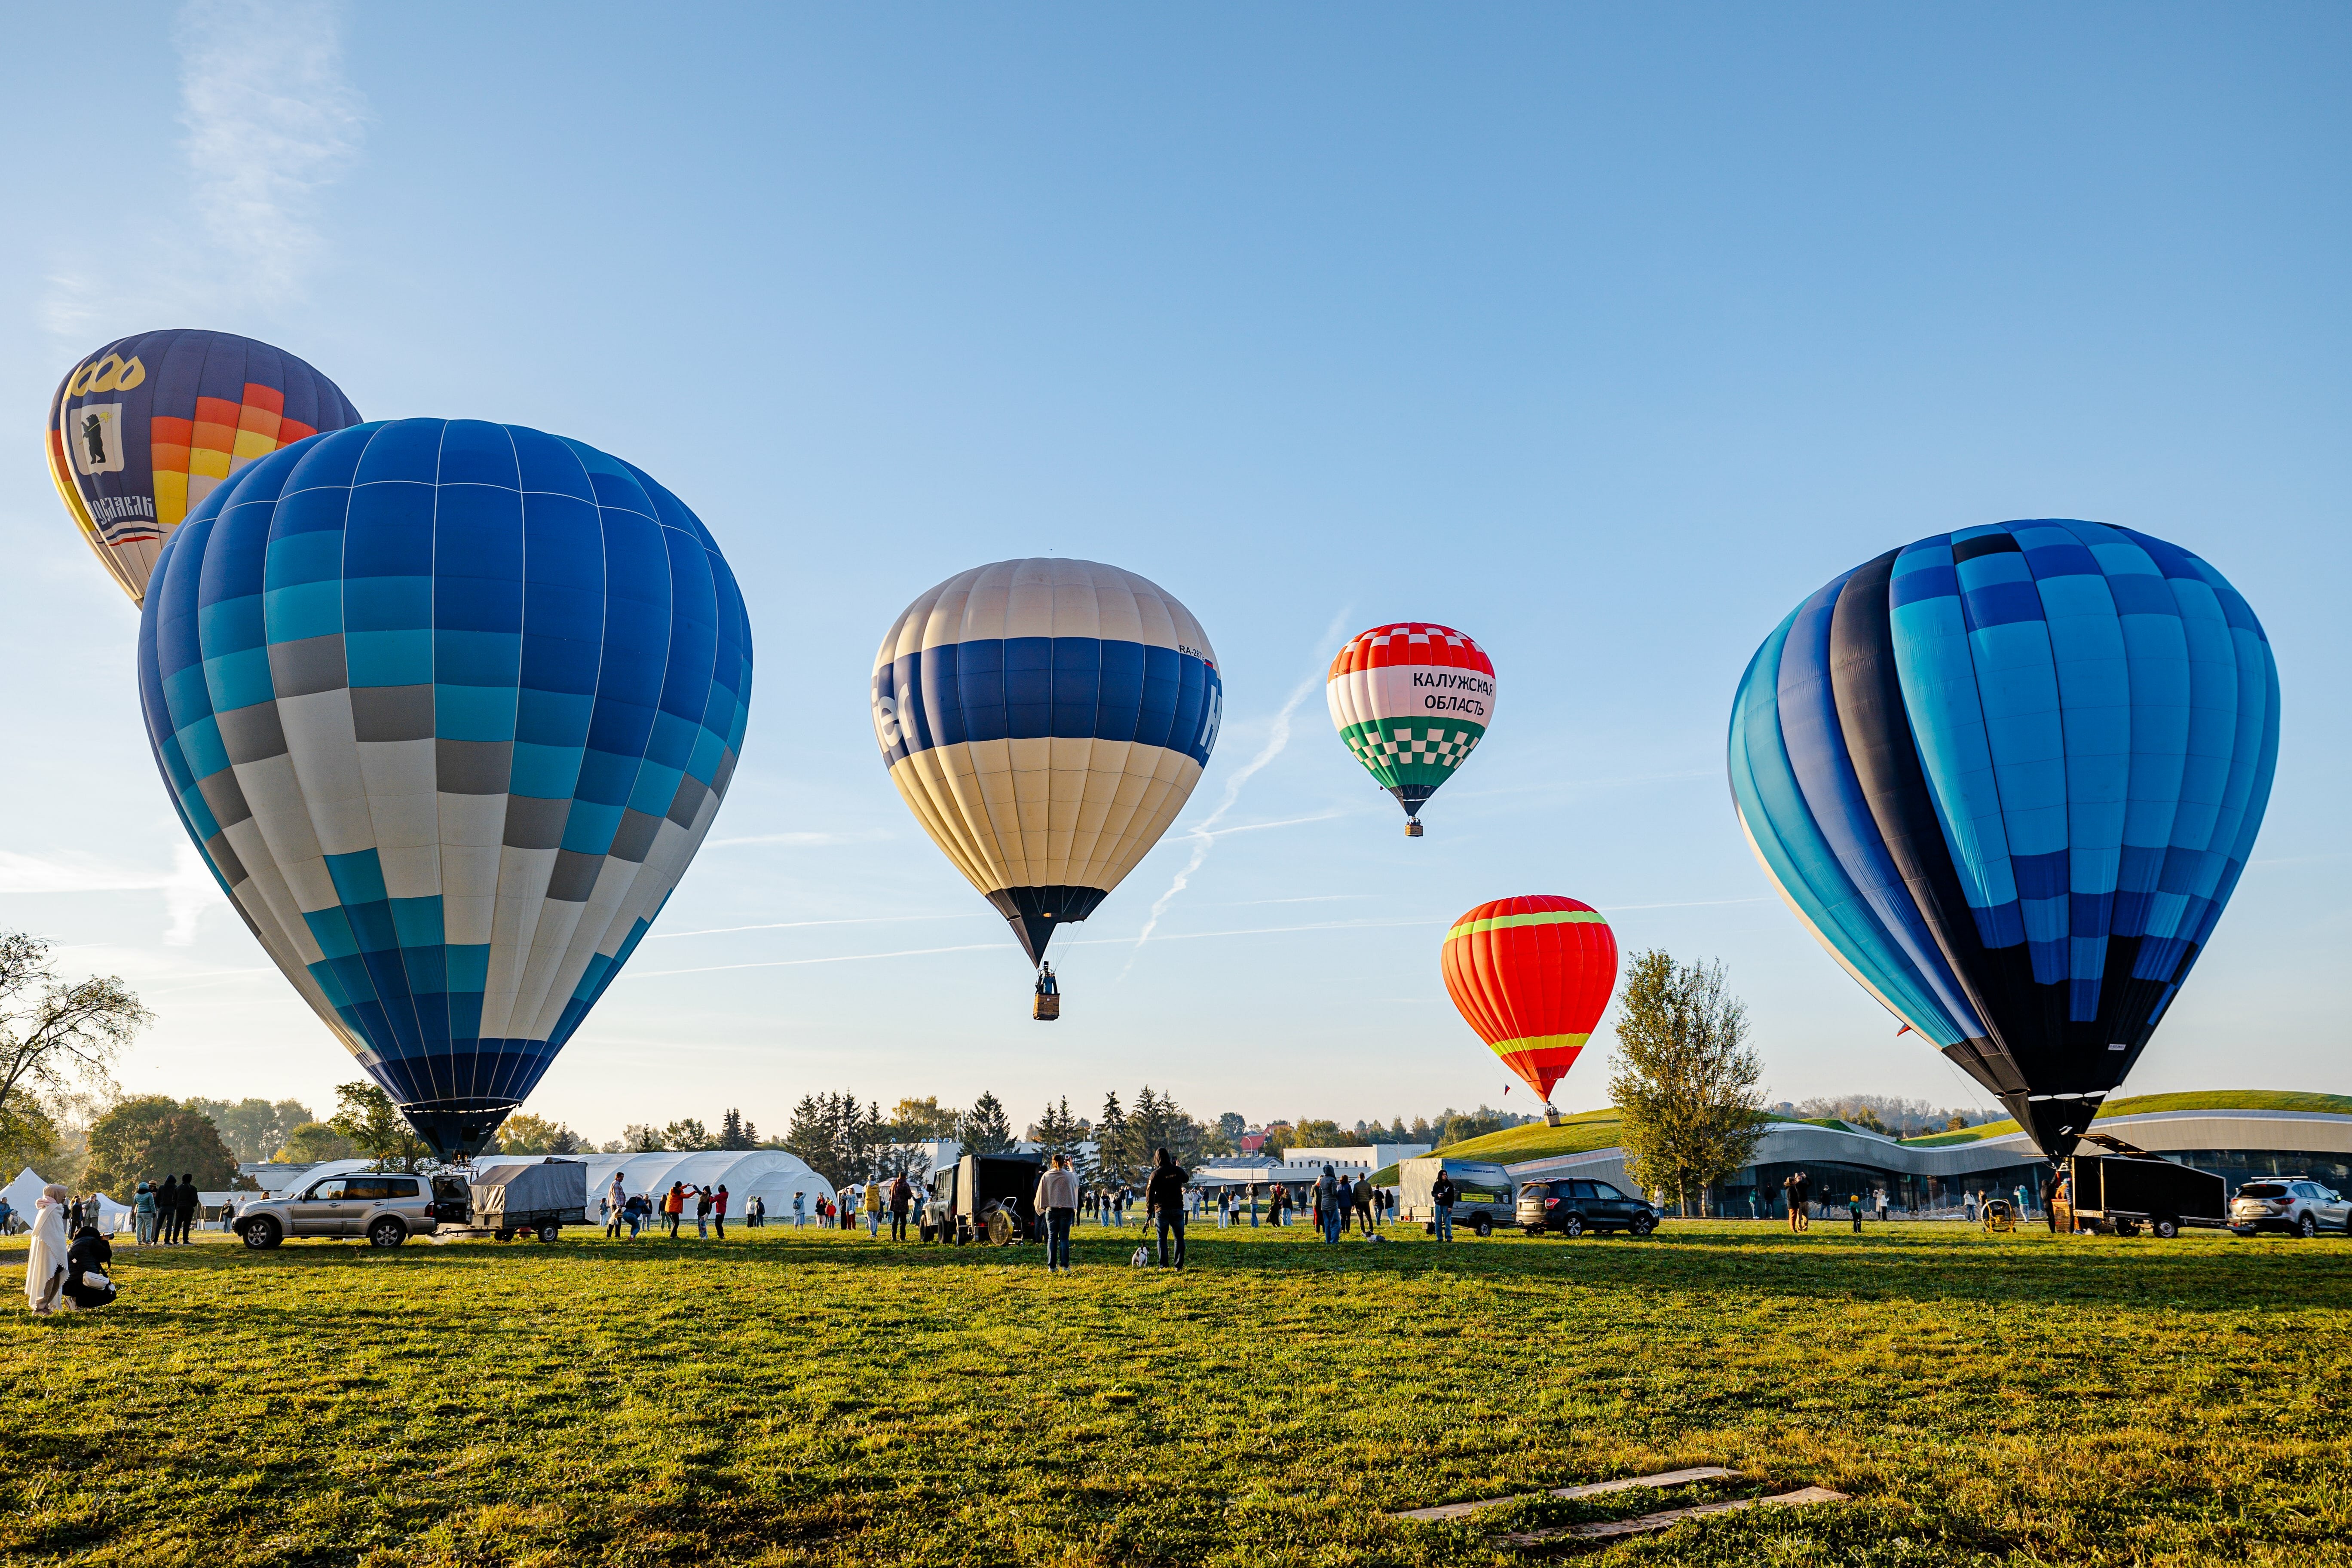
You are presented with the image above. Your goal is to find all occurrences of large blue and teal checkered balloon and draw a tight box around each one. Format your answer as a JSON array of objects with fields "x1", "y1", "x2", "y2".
[
  {"x1": 137, "y1": 420, "x2": 753, "y2": 1158},
  {"x1": 1729, "y1": 521, "x2": 2277, "y2": 1158}
]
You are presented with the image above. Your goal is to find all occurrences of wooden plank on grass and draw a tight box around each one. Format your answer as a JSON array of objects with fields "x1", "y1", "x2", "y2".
[
  {"x1": 1390, "y1": 1466, "x2": 1742, "y2": 1522},
  {"x1": 1496, "y1": 1484, "x2": 1850, "y2": 1545}
]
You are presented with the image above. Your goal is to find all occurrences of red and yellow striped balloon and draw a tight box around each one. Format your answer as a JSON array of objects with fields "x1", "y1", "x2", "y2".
[{"x1": 1441, "y1": 895, "x2": 1618, "y2": 1102}]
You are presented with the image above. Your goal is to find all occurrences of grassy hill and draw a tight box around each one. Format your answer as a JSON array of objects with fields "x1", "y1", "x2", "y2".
[{"x1": 1900, "y1": 1089, "x2": 2352, "y2": 1148}]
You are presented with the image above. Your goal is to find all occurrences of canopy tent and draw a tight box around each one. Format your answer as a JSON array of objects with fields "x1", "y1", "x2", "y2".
[
  {"x1": 3, "y1": 1167, "x2": 52, "y2": 1223},
  {"x1": 487, "y1": 1150, "x2": 833, "y2": 1222}
]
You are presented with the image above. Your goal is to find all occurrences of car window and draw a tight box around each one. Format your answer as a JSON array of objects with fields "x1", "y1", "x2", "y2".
[
  {"x1": 304, "y1": 1179, "x2": 346, "y2": 1201},
  {"x1": 2239, "y1": 1183, "x2": 2287, "y2": 1198},
  {"x1": 1567, "y1": 1181, "x2": 1599, "y2": 1199},
  {"x1": 1589, "y1": 1181, "x2": 1627, "y2": 1200},
  {"x1": 1519, "y1": 1183, "x2": 1551, "y2": 1199},
  {"x1": 382, "y1": 1178, "x2": 420, "y2": 1198}
]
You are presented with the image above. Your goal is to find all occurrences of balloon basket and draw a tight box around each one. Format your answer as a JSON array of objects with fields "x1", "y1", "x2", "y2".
[
  {"x1": 1032, "y1": 993, "x2": 1061, "y2": 1021},
  {"x1": 1405, "y1": 818, "x2": 1424, "y2": 838}
]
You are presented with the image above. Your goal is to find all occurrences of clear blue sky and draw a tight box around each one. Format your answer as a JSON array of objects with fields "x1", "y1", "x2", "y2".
[{"x1": 3, "y1": 3, "x2": 2345, "y2": 1142}]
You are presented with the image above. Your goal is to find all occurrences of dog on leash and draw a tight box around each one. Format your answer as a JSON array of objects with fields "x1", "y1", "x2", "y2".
[{"x1": 1130, "y1": 1246, "x2": 1151, "y2": 1267}]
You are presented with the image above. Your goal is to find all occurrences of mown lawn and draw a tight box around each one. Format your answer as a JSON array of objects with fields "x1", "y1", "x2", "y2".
[{"x1": 3, "y1": 1216, "x2": 2347, "y2": 1567}]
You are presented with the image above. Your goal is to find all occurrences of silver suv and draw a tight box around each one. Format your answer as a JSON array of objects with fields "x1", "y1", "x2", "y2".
[
  {"x1": 2230, "y1": 1179, "x2": 2352, "y2": 1239},
  {"x1": 236, "y1": 1171, "x2": 454, "y2": 1249}
]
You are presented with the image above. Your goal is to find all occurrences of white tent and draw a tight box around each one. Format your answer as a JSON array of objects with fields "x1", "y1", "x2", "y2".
[
  {"x1": 3, "y1": 1166, "x2": 52, "y2": 1226},
  {"x1": 486, "y1": 1150, "x2": 833, "y2": 1224},
  {"x1": 90, "y1": 1193, "x2": 134, "y2": 1234}
]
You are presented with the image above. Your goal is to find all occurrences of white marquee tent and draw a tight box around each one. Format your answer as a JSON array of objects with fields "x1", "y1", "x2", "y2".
[{"x1": 488, "y1": 1150, "x2": 834, "y2": 1223}]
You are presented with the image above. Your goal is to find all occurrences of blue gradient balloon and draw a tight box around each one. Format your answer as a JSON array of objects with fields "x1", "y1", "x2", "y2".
[
  {"x1": 1729, "y1": 520, "x2": 2278, "y2": 1155},
  {"x1": 137, "y1": 420, "x2": 753, "y2": 1157}
]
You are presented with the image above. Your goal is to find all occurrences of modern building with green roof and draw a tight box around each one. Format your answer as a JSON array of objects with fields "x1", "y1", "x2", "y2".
[{"x1": 1420, "y1": 1092, "x2": 2352, "y2": 1218}]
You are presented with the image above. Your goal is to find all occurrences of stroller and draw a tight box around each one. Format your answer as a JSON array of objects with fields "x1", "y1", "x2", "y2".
[{"x1": 1981, "y1": 1198, "x2": 2017, "y2": 1233}]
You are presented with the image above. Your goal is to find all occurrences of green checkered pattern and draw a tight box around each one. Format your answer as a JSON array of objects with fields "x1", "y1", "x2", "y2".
[{"x1": 1338, "y1": 718, "x2": 1488, "y2": 792}]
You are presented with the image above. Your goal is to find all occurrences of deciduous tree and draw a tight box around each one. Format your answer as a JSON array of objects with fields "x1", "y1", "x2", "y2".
[
  {"x1": 497, "y1": 1113, "x2": 582, "y2": 1154},
  {"x1": 83, "y1": 1096, "x2": 240, "y2": 1195},
  {"x1": 1607, "y1": 950, "x2": 1767, "y2": 1216},
  {"x1": 0, "y1": 933, "x2": 150, "y2": 1137},
  {"x1": 279, "y1": 1122, "x2": 357, "y2": 1163},
  {"x1": 328, "y1": 1082, "x2": 427, "y2": 1171}
]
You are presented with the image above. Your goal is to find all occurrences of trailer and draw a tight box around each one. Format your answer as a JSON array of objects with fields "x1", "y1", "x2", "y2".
[
  {"x1": 930, "y1": 1152, "x2": 1042, "y2": 1245},
  {"x1": 1397, "y1": 1157, "x2": 1517, "y2": 1237},
  {"x1": 467, "y1": 1159, "x2": 590, "y2": 1242},
  {"x1": 2055, "y1": 1135, "x2": 2227, "y2": 1238}
]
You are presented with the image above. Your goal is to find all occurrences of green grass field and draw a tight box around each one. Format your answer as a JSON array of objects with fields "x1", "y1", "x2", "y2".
[{"x1": 4, "y1": 1216, "x2": 2348, "y2": 1567}]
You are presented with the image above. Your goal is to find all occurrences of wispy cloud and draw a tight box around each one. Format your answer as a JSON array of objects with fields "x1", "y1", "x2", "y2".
[
  {"x1": 647, "y1": 913, "x2": 980, "y2": 942},
  {"x1": 177, "y1": 0, "x2": 366, "y2": 297},
  {"x1": 704, "y1": 829, "x2": 891, "y2": 849},
  {"x1": 44, "y1": 1, "x2": 365, "y2": 343},
  {"x1": 633, "y1": 943, "x2": 1004, "y2": 978},
  {"x1": 0, "y1": 846, "x2": 224, "y2": 946},
  {"x1": 1124, "y1": 611, "x2": 1350, "y2": 968}
]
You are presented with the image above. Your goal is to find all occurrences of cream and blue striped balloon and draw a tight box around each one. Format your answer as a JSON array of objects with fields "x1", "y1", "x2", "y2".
[
  {"x1": 871, "y1": 558, "x2": 1221, "y2": 968},
  {"x1": 137, "y1": 420, "x2": 752, "y2": 1157}
]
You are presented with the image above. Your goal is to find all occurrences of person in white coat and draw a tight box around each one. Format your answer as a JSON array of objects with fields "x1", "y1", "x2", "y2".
[{"x1": 24, "y1": 1184, "x2": 68, "y2": 1315}]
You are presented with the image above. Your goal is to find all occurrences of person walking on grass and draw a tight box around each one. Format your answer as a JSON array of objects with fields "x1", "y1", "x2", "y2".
[
  {"x1": 1036, "y1": 1153, "x2": 1080, "y2": 1274},
  {"x1": 1146, "y1": 1148, "x2": 1190, "y2": 1270},
  {"x1": 1430, "y1": 1168, "x2": 1457, "y2": 1242}
]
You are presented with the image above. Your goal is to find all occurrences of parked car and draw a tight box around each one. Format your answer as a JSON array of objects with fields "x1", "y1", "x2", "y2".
[
  {"x1": 2230, "y1": 1178, "x2": 2352, "y2": 1238},
  {"x1": 236, "y1": 1171, "x2": 447, "y2": 1249},
  {"x1": 1516, "y1": 1178, "x2": 1658, "y2": 1237}
]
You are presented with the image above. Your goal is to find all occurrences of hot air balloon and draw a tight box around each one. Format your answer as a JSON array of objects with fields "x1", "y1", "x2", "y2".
[
  {"x1": 871, "y1": 558, "x2": 1222, "y2": 1009},
  {"x1": 47, "y1": 329, "x2": 362, "y2": 605},
  {"x1": 136, "y1": 419, "x2": 753, "y2": 1158},
  {"x1": 1728, "y1": 520, "x2": 2278, "y2": 1157},
  {"x1": 1442, "y1": 895, "x2": 1618, "y2": 1103},
  {"x1": 1327, "y1": 623, "x2": 1496, "y2": 836}
]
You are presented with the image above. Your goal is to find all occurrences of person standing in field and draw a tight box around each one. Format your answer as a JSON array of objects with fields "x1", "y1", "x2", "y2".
[
  {"x1": 134, "y1": 1182, "x2": 156, "y2": 1247},
  {"x1": 1314, "y1": 1165, "x2": 1340, "y2": 1244},
  {"x1": 607, "y1": 1174, "x2": 628, "y2": 1238},
  {"x1": 1430, "y1": 1169, "x2": 1457, "y2": 1242},
  {"x1": 889, "y1": 1173, "x2": 912, "y2": 1242},
  {"x1": 1848, "y1": 1193, "x2": 1863, "y2": 1233},
  {"x1": 714, "y1": 1185, "x2": 731, "y2": 1239},
  {"x1": 1964, "y1": 1191, "x2": 1979, "y2": 1223},
  {"x1": 24, "y1": 1184, "x2": 69, "y2": 1315},
  {"x1": 1352, "y1": 1174, "x2": 1375, "y2": 1235},
  {"x1": 152, "y1": 1178, "x2": 175, "y2": 1245},
  {"x1": 793, "y1": 1190, "x2": 806, "y2": 1228},
  {"x1": 1782, "y1": 1170, "x2": 1811, "y2": 1232},
  {"x1": 176, "y1": 1174, "x2": 199, "y2": 1245},
  {"x1": 1146, "y1": 1148, "x2": 1189, "y2": 1270},
  {"x1": 1036, "y1": 1153, "x2": 1080, "y2": 1274},
  {"x1": 693, "y1": 1185, "x2": 713, "y2": 1239},
  {"x1": 665, "y1": 1182, "x2": 686, "y2": 1238}
]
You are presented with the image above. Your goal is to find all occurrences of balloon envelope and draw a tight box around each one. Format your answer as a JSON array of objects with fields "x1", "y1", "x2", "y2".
[
  {"x1": 1327, "y1": 623, "x2": 1496, "y2": 827},
  {"x1": 1442, "y1": 895, "x2": 1617, "y2": 1102},
  {"x1": 48, "y1": 330, "x2": 362, "y2": 604},
  {"x1": 137, "y1": 420, "x2": 753, "y2": 1157},
  {"x1": 871, "y1": 557, "x2": 1221, "y2": 965},
  {"x1": 1728, "y1": 520, "x2": 2278, "y2": 1155}
]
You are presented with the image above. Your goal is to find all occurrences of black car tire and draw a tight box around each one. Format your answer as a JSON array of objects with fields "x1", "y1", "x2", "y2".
[
  {"x1": 241, "y1": 1217, "x2": 282, "y2": 1250},
  {"x1": 539, "y1": 1223, "x2": 560, "y2": 1243},
  {"x1": 1472, "y1": 1215, "x2": 1492, "y2": 1238},
  {"x1": 1630, "y1": 1215, "x2": 1655, "y2": 1237},
  {"x1": 2152, "y1": 1217, "x2": 2179, "y2": 1239},
  {"x1": 1562, "y1": 1215, "x2": 1583, "y2": 1239},
  {"x1": 367, "y1": 1218, "x2": 407, "y2": 1249},
  {"x1": 2299, "y1": 1214, "x2": 2318, "y2": 1239}
]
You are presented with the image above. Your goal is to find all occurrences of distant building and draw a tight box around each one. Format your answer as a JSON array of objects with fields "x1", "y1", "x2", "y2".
[{"x1": 1282, "y1": 1144, "x2": 1433, "y2": 1178}]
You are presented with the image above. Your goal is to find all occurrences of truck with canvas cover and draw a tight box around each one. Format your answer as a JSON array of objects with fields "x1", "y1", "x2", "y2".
[{"x1": 469, "y1": 1160, "x2": 590, "y2": 1242}]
